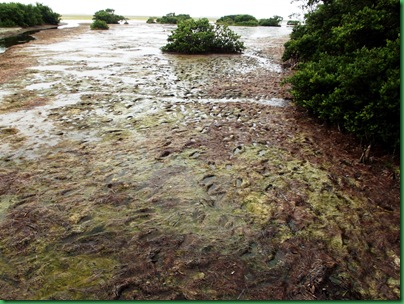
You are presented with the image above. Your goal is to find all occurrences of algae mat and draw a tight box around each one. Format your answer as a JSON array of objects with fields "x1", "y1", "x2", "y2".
[{"x1": 0, "y1": 23, "x2": 400, "y2": 300}]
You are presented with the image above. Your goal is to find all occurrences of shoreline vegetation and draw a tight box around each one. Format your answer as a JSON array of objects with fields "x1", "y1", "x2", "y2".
[
  {"x1": 0, "y1": 15, "x2": 146, "y2": 39},
  {"x1": 0, "y1": 14, "x2": 298, "y2": 40},
  {"x1": 282, "y1": 0, "x2": 399, "y2": 151},
  {"x1": 61, "y1": 14, "x2": 217, "y2": 22},
  {"x1": 0, "y1": 3, "x2": 60, "y2": 27},
  {"x1": 0, "y1": 2, "x2": 59, "y2": 39},
  {"x1": 146, "y1": 13, "x2": 297, "y2": 26}
]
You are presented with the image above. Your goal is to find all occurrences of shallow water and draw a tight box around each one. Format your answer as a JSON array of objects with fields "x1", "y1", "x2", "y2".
[
  {"x1": 0, "y1": 23, "x2": 292, "y2": 158},
  {"x1": 0, "y1": 30, "x2": 38, "y2": 53}
]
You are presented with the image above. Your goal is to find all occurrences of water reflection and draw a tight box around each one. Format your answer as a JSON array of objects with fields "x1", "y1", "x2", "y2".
[{"x1": 0, "y1": 30, "x2": 38, "y2": 53}]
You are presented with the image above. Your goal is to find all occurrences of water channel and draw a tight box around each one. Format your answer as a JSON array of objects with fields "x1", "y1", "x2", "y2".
[{"x1": 0, "y1": 30, "x2": 39, "y2": 53}]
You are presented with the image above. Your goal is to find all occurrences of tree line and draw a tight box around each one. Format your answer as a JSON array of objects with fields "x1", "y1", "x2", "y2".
[
  {"x1": 0, "y1": 2, "x2": 60, "y2": 27},
  {"x1": 147, "y1": 13, "x2": 289, "y2": 27},
  {"x1": 147, "y1": 13, "x2": 192, "y2": 24},
  {"x1": 283, "y1": 0, "x2": 399, "y2": 151},
  {"x1": 216, "y1": 14, "x2": 283, "y2": 27}
]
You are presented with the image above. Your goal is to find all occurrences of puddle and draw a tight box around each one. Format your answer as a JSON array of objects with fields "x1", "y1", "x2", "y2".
[
  {"x1": 0, "y1": 90, "x2": 12, "y2": 102},
  {"x1": 25, "y1": 81, "x2": 57, "y2": 90}
]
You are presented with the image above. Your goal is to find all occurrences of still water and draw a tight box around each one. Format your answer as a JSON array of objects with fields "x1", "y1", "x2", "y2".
[{"x1": 0, "y1": 30, "x2": 39, "y2": 53}]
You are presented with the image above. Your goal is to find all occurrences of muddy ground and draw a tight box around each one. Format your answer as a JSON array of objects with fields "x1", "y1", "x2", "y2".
[
  {"x1": 0, "y1": 23, "x2": 400, "y2": 300},
  {"x1": 0, "y1": 25, "x2": 59, "y2": 40}
]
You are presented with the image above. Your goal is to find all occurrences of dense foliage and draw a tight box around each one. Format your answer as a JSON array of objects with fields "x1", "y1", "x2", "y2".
[
  {"x1": 154, "y1": 13, "x2": 192, "y2": 24},
  {"x1": 216, "y1": 14, "x2": 283, "y2": 27},
  {"x1": 90, "y1": 19, "x2": 109, "y2": 30},
  {"x1": 258, "y1": 16, "x2": 283, "y2": 26},
  {"x1": 92, "y1": 8, "x2": 125, "y2": 24},
  {"x1": 0, "y1": 2, "x2": 60, "y2": 27},
  {"x1": 216, "y1": 14, "x2": 258, "y2": 26},
  {"x1": 283, "y1": 0, "x2": 400, "y2": 150},
  {"x1": 161, "y1": 18, "x2": 245, "y2": 54}
]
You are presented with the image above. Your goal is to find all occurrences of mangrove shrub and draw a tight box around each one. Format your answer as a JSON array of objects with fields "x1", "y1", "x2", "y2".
[
  {"x1": 161, "y1": 18, "x2": 245, "y2": 54},
  {"x1": 0, "y1": 2, "x2": 60, "y2": 27},
  {"x1": 155, "y1": 13, "x2": 192, "y2": 24},
  {"x1": 216, "y1": 14, "x2": 284, "y2": 27},
  {"x1": 283, "y1": 0, "x2": 400, "y2": 149},
  {"x1": 259, "y1": 16, "x2": 283, "y2": 26},
  {"x1": 90, "y1": 19, "x2": 109, "y2": 30},
  {"x1": 93, "y1": 9, "x2": 125, "y2": 24},
  {"x1": 216, "y1": 14, "x2": 258, "y2": 26}
]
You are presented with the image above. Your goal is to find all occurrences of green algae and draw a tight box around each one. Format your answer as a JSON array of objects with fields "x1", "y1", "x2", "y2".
[
  {"x1": 35, "y1": 254, "x2": 118, "y2": 300},
  {"x1": 0, "y1": 195, "x2": 16, "y2": 220},
  {"x1": 229, "y1": 143, "x2": 390, "y2": 285},
  {"x1": 241, "y1": 192, "x2": 274, "y2": 224},
  {"x1": 0, "y1": 100, "x2": 399, "y2": 299}
]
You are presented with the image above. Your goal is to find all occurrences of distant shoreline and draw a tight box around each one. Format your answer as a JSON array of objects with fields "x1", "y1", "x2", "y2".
[
  {"x1": 62, "y1": 15, "x2": 161, "y2": 21},
  {"x1": 0, "y1": 15, "x2": 152, "y2": 40},
  {"x1": 61, "y1": 14, "x2": 218, "y2": 22},
  {"x1": 0, "y1": 15, "x2": 216, "y2": 40}
]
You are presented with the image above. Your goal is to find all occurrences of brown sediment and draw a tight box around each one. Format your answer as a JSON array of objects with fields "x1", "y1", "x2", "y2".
[
  {"x1": 0, "y1": 23, "x2": 399, "y2": 300},
  {"x1": 0, "y1": 25, "x2": 87, "y2": 85},
  {"x1": 0, "y1": 24, "x2": 58, "y2": 39}
]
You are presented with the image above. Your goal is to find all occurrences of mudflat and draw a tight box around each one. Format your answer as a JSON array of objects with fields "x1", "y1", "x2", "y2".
[
  {"x1": 0, "y1": 23, "x2": 400, "y2": 300},
  {"x1": 0, "y1": 24, "x2": 58, "y2": 39}
]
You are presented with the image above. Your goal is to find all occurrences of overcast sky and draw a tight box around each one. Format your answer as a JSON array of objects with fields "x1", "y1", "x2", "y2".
[{"x1": 5, "y1": 0, "x2": 303, "y2": 19}]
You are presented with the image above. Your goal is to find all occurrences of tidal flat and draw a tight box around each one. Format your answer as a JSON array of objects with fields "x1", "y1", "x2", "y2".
[{"x1": 0, "y1": 22, "x2": 400, "y2": 300}]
